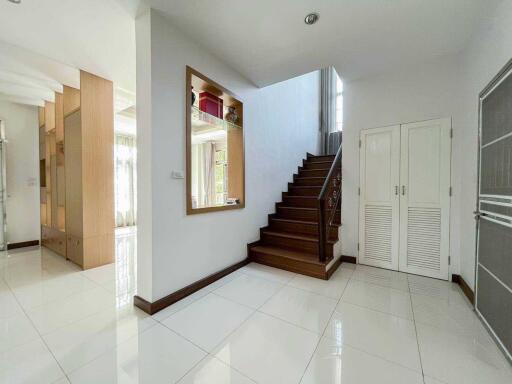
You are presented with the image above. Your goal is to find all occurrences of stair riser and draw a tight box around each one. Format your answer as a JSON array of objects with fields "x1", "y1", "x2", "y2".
[
  {"x1": 292, "y1": 178, "x2": 326, "y2": 186},
  {"x1": 261, "y1": 232, "x2": 319, "y2": 254},
  {"x1": 288, "y1": 186, "x2": 322, "y2": 196},
  {"x1": 269, "y1": 219, "x2": 339, "y2": 239},
  {"x1": 249, "y1": 249, "x2": 327, "y2": 279},
  {"x1": 269, "y1": 219, "x2": 319, "y2": 236},
  {"x1": 303, "y1": 162, "x2": 332, "y2": 170},
  {"x1": 282, "y1": 196, "x2": 318, "y2": 208},
  {"x1": 308, "y1": 155, "x2": 335, "y2": 162},
  {"x1": 276, "y1": 206, "x2": 318, "y2": 221},
  {"x1": 298, "y1": 169, "x2": 330, "y2": 177}
]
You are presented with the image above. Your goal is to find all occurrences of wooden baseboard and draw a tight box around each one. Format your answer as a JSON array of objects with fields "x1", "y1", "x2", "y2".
[
  {"x1": 341, "y1": 255, "x2": 357, "y2": 264},
  {"x1": 7, "y1": 240, "x2": 40, "y2": 250},
  {"x1": 134, "y1": 258, "x2": 250, "y2": 315},
  {"x1": 452, "y1": 274, "x2": 475, "y2": 305},
  {"x1": 326, "y1": 257, "x2": 343, "y2": 279}
]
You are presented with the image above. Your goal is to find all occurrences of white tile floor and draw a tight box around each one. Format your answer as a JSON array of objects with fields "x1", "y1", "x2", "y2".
[{"x1": 1, "y1": 230, "x2": 511, "y2": 384}]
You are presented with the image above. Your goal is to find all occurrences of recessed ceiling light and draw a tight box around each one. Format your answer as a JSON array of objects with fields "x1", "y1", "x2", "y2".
[
  {"x1": 7, "y1": 0, "x2": 22, "y2": 3},
  {"x1": 304, "y1": 13, "x2": 319, "y2": 25}
]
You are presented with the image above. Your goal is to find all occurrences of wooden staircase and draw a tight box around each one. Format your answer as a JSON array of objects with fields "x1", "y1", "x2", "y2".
[{"x1": 248, "y1": 151, "x2": 342, "y2": 279}]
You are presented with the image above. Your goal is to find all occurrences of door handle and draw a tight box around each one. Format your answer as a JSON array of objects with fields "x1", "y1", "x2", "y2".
[
  {"x1": 401, "y1": 185, "x2": 406, "y2": 195},
  {"x1": 395, "y1": 186, "x2": 399, "y2": 195}
]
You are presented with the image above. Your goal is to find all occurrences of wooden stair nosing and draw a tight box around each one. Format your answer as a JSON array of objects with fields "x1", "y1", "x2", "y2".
[
  {"x1": 269, "y1": 214, "x2": 341, "y2": 229},
  {"x1": 260, "y1": 228, "x2": 336, "y2": 245}
]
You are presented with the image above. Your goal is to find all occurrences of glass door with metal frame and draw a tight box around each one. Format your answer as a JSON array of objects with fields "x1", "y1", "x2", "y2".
[{"x1": 476, "y1": 59, "x2": 512, "y2": 362}]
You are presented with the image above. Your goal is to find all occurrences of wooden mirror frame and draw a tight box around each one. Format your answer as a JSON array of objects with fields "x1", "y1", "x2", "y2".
[{"x1": 186, "y1": 66, "x2": 245, "y2": 215}]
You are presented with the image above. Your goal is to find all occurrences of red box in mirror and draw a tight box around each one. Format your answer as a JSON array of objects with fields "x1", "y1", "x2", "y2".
[{"x1": 199, "y1": 92, "x2": 223, "y2": 119}]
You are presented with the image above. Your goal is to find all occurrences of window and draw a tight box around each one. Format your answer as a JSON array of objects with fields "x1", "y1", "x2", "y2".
[
  {"x1": 215, "y1": 149, "x2": 227, "y2": 204},
  {"x1": 114, "y1": 133, "x2": 137, "y2": 227},
  {"x1": 335, "y1": 74, "x2": 343, "y2": 131}
]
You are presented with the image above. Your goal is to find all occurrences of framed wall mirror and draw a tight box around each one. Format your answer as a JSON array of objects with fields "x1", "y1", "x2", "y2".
[{"x1": 186, "y1": 66, "x2": 245, "y2": 215}]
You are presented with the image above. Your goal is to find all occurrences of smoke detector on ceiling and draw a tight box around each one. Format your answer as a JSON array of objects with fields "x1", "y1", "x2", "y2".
[
  {"x1": 304, "y1": 13, "x2": 319, "y2": 25},
  {"x1": 7, "y1": 0, "x2": 22, "y2": 3}
]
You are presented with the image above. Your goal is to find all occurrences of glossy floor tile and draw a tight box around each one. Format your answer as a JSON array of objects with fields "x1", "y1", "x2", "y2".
[
  {"x1": 43, "y1": 305, "x2": 157, "y2": 373},
  {"x1": 260, "y1": 285, "x2": 337, "y2": 333},
  {"x1": 324, "y1": 302, "x2": 422, "y2": 371},
  {"x1": 0, "y1": 312, "x2": 40, "y2": 353},
  {"x1": 0, "y1": 339, "x2": 66, "y2": 384},
  {"x1": 213, "y1": 273, "x2": 283, "y2": 309},
  {"x1": 214, "y1": 311, "x2": 320, "y2": 384},
  {"x1": 351, "y1": 264, "x2": 409, "y2": 292},
  {"x1": 162, "y1": 293, "x2": 254, "y2": 351},
  {"x1": 238, "y1": 262, "x2": 296, "y2": 284},
  {"x1": 287, "y1": 266, "x2": 350, "y2": 299},
  {"x1": 416, "y1": 322, "x2": 512, "y2": 384},
  {"x1": 301, "y1": 336, "x2": 424, "y2": 384},
  {"x1": 177, "y1": 356, "x2": 255, "y2": 384},
  {"x1": 67, "y1": 324, "x2": 206, "y2": 384},
  {"x1": 341, "y1": 278, "x2": 413, "y2": 319},
  {"x1": 2, "y1": 238, "x2": 512, "y2": 384}
]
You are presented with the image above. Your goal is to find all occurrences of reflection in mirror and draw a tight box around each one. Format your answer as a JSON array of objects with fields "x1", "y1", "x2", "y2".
[{"x1": 186, "y1": 66, "x2": 244, "y2": 214}]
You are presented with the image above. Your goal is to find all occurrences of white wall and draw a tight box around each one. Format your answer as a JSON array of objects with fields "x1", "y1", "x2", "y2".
[
  {"x1": 341, "y1": 54, "x2": 463, "y2": 279},
  {"x1": 0, "y1": 100, "x2": 40, "y2": 245},
  {"x1": 341, "y1": 0, "x2": 512, "y2": 290},
  {"x1": 136, "y1": 10, "x2": 320, "y2": 302}
]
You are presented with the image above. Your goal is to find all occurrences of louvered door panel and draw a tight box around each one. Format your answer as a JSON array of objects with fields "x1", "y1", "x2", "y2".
[
  {"x1": 406, "y1": 208, "x2": 441, "y2": 271},
  {"x1": 399, "y1": 119, "x2": 451, "y2": 279},
  {"x1": 364, "y1": 206, "x2": 393, "y2": 263},
  {"x1": 359, "y1": 125, "x2": 400, "y2": 270}
]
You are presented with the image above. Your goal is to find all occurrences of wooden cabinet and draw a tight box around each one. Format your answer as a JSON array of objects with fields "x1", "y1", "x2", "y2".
[
  {"x1": 41, "y1": 226, "x2": 66, "y2": 257},
  {"x1": 39, "y1": 71, "x2": 114, "y2": 269},
  {"x1": 63, "y1": 71, "x2": 114, "y2": 269},
  {"x1": 66, "y1": 234, "x2": 83, "y2": 266}
]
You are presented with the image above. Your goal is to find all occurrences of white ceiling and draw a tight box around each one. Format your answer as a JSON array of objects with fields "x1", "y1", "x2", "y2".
[
  {"x1": 0, "y1": 0, "x2": 136, "y2": 107},
  {"x1": 146, "y1": 0, "x2": 497, "y2": 86},
  {"x1": 0, "y1": 0, "x2": 499, "y2": 107}
]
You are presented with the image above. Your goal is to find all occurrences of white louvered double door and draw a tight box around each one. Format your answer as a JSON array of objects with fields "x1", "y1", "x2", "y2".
[{"x1": 359, "y1": 118, "x2": 451, "y2": 279}]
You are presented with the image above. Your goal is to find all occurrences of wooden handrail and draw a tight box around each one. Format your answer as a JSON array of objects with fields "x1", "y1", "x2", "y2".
[{"x1": 317, "y1": 144, "x2": 343, "y2": 262}]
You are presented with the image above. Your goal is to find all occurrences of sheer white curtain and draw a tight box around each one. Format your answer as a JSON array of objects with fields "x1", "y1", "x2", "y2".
[
  {"x1": 115, "y1": 134, "x2": 137, "y2": 227},
  {"x1": 191, "y1": 142, "x2": 216, "y2": 208}
]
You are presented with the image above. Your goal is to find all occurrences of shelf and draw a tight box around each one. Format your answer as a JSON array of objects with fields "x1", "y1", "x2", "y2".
[{"x1": 191, "y1": 106, "x2": 241, "y2": 133}]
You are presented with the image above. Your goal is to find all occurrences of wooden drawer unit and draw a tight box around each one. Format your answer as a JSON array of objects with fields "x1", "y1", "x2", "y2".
[
  {"x1": 67, "y1": 234, "x2": 83, "y2": 266},
  {"x1": 41, "y1": 226, "x2": 66, "y2": 257}
]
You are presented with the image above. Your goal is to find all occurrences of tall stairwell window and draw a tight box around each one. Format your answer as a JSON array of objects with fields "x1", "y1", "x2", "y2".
[
  {"x1": 335, "y1": 74, "x2": 343, "y2": 132},
  {"x1": 320, "y1": 67, "x2": 343, "y2": 154}
]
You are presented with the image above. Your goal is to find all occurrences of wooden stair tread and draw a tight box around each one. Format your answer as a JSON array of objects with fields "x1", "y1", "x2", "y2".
[
  {"x1": 271, "y1": 217, "x2": 318, "y2": 225},
  {"x1": 261, "y1": 229, "x2": 335, "y2": 244},
  {"x1": 271, "y1": 217, "x2": 339, "y2": 228},
  {"x1": 294, "y1": 177, "x2": 326, "y2": 180},
  {"x1": 250, "y1": 245, "x2": 327, "y2": 265},
  {"x1": 278, "y1": 206, "x2": 316, "y2": 211}
]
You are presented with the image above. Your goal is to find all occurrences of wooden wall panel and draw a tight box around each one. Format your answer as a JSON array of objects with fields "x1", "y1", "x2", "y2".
[
  {"x1": 80, "y1": 70, "x2": 114, "y2": 248},
  {"x1": 227, "y1": 127, "x2": 245, "y2": 204},
  {"x1": 44, "y1": 101, "x2": 55, "y2": 132},
  {"x1": 55, "y1": 92, "x2": 64, "y2": 143},
  {"x1": 63, "y1": 86, "x2": 80, "y2": 117},
  {"x1": 38, "y1": 106, "x2": 45, "y2": 128},
  {"x1": 64, "y1": 111, "x2": 83, "y2": 238}
]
